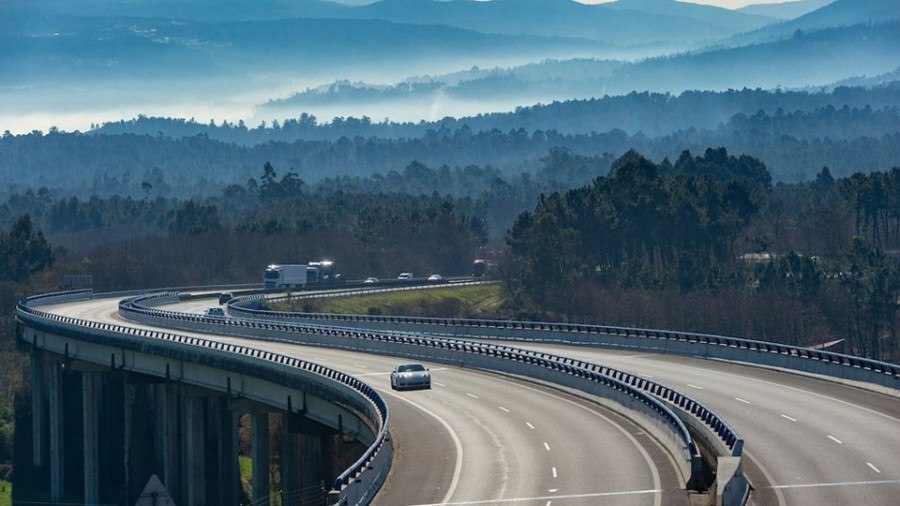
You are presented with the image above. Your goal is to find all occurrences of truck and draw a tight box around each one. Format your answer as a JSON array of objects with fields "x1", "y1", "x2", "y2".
[
  {"x1": 264, "y1": 260, "x2": 341, "y2": 290},
  {"x1": 264, "y1": 264, "x2": 311, "y2": 290}
]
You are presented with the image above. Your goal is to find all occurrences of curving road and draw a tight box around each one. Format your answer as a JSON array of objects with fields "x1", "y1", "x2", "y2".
[
  {"x1": 42, "y1": 296, "x2": 688, "y2": 506},
  {"x1": 485, "y1": 344, "x2": 900, "y2": 506}
]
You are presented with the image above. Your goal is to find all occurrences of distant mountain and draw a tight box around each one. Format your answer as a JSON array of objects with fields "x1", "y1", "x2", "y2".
[
  {"x1": 352, "y1": 0, "x2": 774, "y2": 46},
  {"x1": 738, "y1": 0, "x2": 834, "y2": 20},
  {"x1": 0, "y1": 16, "x2": 607, "y2": 86},
  {"x1": 733, "y1": 0, "x2": 900, "y2": 45},
  {"x1": 605, "y1": 0, "x2": 776, "y2": 27},
  {"x1": 260, "y1": 22, "x2": 900, "y2": 123}
]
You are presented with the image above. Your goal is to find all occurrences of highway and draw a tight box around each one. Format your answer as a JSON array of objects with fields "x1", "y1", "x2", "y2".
[
  {"x1": 43, "y1": 296, "x2": 688, "y2": 506},
  {"x1": 492, "y1": 344, "x2": 900, "y2": 506},
  {"x1": 41, "y1": 292, "x2": 900, "y2": 506}
]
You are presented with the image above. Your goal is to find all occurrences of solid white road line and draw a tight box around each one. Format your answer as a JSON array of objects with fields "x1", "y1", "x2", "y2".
[
  {"x1": 378, "y1": 387, "x2": 463, "y2": 504},
  {"x1": 770, "y1": 479, "x2": 900, "y2": 489},
  {"x1": 408, "y1": 488, "x2": 662, "y2": 505}
]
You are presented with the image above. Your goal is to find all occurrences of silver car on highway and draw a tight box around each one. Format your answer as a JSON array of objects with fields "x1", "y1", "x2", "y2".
[{"x1": 390, "y1": 362, "x2": 431, "y2": 390}]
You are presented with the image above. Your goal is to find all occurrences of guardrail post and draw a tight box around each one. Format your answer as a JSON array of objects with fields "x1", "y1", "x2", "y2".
[{"x1": 252, "y1": 412, "x2": 271, "y2": 503}]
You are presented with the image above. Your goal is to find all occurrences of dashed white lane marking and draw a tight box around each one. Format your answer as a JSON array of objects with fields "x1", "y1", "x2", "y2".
[
  {"x1": 526, "y1": 422, "x2": 535, "y2": 430},
  {"x1": 735, "y1": 397, "x2": 751, "y2": 404},
  {"x1": 353, "y1": 363, "x2": 368, "y2": 369},
  {"x1": 313, "y1": 357, "x2": 328, "y2": 361},
  {"x1": 499, "y1": 406, "x2": 510, "y2": 413},
  {"x1": 543, "y1": 442, "x2": 551, "y2": 451},
  {"x1": 545, "y1": 502, "x2": 552, "y2": 506},
  {"x1": 687, "y1": 383, "x2": 704, "y2": 390},
  {"x1": 548, "y1": 489, "x2": 558, "y2": 493},
  {"x1": 407, "y1": 489, "x2": 662, "y2": 505},
  {"x1": 552, "y1": 467, "x2": 558, "y2": 479},
  {"x1": 434, "y1": 382, "x2": 446, "y2": 387},
  {"x1": 770, "y1": 479, "x2": 900, "y2": 490},
  {"x1": 637, "y1": 373, "x2": 654, "y2": 378},
  {"x1": 867, "y1": 463, "x2": 882, "y2": 473},
  {"x1": 781, "y1": 414, "x2": 797, "y2": 422},
  {"x1": 827, "y1": 435, "x2": 843, "y2": 445},
  {"x1": 467, "y1": 393, "x2": 479, "y2": 399}
]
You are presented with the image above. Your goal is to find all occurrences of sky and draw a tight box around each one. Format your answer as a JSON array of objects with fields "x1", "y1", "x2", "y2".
[{"x1": 580, "y1": 0, "x2": 793, "y2": 9}]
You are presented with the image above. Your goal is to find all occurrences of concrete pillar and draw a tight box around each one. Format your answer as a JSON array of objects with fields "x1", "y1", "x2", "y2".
[
  {"x1": 48, "y1": 360, "x2": 64, "y2": 503},
  {"x1": 123, "y1": 381, "x2": 135, "y2": 499},
  {"x1": 185, "y1": 394, "x2": 206, "y2": 506},
  {"x1": 281, "y1": 415, "x2": 300, "y2": 502},
  {"x1": 162, "y1": 385, "x2": 180, "y2": 501},
  {"x1": 217, "y1": 400, "x2": 240, "y2": 506},
  {"x1": 30, "y1": 350, "x2": 45, "y2": 468},
  {"x1": 252, "y1": 412, "x2": 270, "y2": 503},
  {"x1": 83, "y1": 371, "x2": 100, "y2": 505},
  {"x1": 301, "y1": 434, "x2": 323, "y2": 494}
]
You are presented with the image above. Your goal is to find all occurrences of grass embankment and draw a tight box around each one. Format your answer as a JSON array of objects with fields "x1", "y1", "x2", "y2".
[
  {"x1": 290, "y1": 283, "x2": 504, "y2": 318},
  {"x1": 0, "y1": 479, "x2": 11, "y2": 506}
]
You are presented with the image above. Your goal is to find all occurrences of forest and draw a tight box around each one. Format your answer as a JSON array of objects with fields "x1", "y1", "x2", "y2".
[
  {"x1": 2, "y1": 147, "x2": 900, "y2": 482},
  {"x1": 3, "y1": 86, "x2": 900, "y2": 200}
]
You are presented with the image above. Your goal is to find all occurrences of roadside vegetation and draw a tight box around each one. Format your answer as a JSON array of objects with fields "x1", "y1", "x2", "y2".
[{"x1": 285, "y1": 283, "x2": 504, "y2": 318}]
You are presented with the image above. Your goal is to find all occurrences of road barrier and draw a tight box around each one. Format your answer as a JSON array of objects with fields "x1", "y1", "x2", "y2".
[
  {"x1": 17, "y1": 290, "x2": 392, "y2": 506},
  {"x1": 124, "y1": 293, "x2": 713, "y2": 492},
  {"x1": 228, "y1": 302, "x2": 900, "y2": 391}
]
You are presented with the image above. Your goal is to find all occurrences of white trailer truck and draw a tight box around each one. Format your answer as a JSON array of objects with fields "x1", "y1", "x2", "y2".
[{"x1": 264, "y1": 264, "x2": 310, "y2": 290}]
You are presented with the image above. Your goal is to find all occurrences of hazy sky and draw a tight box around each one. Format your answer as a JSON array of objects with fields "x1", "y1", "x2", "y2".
[{"x1": 580, "y1": 0, "x2": 790, "y2": 9}]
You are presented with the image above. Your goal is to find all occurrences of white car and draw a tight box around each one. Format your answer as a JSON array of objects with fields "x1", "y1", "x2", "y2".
[
  {"x1": 427, "y1": 274, "x2": 442, "y2": 282},
  {"x1": 390, "y1": 363, "x2": 431, "y2": 390},
  {"x1": 364, "y1": 277, "x2": 380, "y2": 284},
  {"x1": 397, "y1": 272, "x2": 414, "y2": 281}
]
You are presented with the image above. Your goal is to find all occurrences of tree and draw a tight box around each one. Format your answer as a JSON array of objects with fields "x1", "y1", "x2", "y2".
[{"x1": 0, "y1": 214, "x2": 54, "y2": 282}]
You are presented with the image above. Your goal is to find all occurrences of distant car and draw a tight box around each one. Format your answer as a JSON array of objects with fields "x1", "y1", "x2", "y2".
[
  {"x1": 397, "y1": 272, "x2": 414, "y2": 281},
  {"x1": 218, "y1": 292, "x2": 234, "y2": 304},
  {"x1": 204, "y1": 307, "x2": 226, "y2": 317},
  {"x1": 364, "y1": 277, "x2": 380, "y2": 284},
  {"x1": 390, "y1": 363, "x2": 431, "y2": 390},
  {"x1": 427, "y1": 274, "x2": 442, "y2": 282}
]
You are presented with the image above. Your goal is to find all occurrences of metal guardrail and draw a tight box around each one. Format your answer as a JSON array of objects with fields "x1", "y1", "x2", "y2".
[
  {"x1": 124, "y1": 292, "x2": 708, "y2": 488},
  {"x1": 16, "y1": 290, "x2": 392, "y2": 506},
  {"x1": 228, "y1": 303, "x2": 900, "y2": 388}
]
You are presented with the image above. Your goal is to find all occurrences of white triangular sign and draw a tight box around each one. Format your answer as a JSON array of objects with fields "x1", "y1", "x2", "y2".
[{"x1": 135, "y1": 474, "x2": 176, "y2": 506}]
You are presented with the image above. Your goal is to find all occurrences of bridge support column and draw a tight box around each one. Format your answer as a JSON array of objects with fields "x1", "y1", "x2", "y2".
[
  {"x1": 30, "y1": 350, "x2": 45, "y2": 468},
  {"x1": 217, "y1": 399, "x2": 240, "y2": 506},
  {"x1": 252, "y1": 412, "x2": 270, "y2": 503},
  {"x1": 301, "y1": 434, "x2": 324, "y2": 495},
  {"x1": 281, "y1": 415, "x2": 300, "y2": 502},
  {"x1": 48, "y1": 359, "x2": 65, "y2": 503},
  {"x1": 184, "y1": 393, "x2": 206, "y2": 506},
  {"x1": 161, "y1": 384, "x2": 181, "y2": 501},
  {"x1": 83, "y1": 371, "x2": 100, "y2": 505}
]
